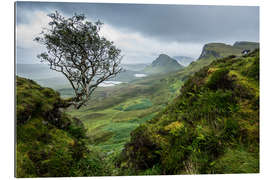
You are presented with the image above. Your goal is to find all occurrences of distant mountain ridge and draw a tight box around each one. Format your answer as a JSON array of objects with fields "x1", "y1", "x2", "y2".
[
  {"x1": 233, "y1": 41, "x2": 259, "y2": 50},
  {"x1": 173, "y1": 56, "x2": 194, "y2": 66},
  {"x1": 144, "y1": 54, "x2": 183, "y2": 74},
  {"x1": 176, "y1": 41, "x2": 260, "y2": 82},
  {"x1": 198, "y1": 41, "x2": 259, "y2": 60}
]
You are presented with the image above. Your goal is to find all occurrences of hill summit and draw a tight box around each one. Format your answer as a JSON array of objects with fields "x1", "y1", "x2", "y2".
[
  {"x1": 198, "y1": 42, "x2": 259, "y2": 60},
  {"x1": 152, "y1": 54, "x2": 180, "y2": 67},
  {"x1": 144, "y1": 54, "x2": 183, "y2": 74}
]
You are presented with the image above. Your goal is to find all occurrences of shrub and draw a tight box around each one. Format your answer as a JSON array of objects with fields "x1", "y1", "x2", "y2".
[
  {"x1": 16, "y1": 77, "x2": 62, "y2": 124},
  {"x1": 241, "y1": 56, "x2": 259, "y2": 80},
  {"x1": 72, "y1": 152, "x2": 108, "y2": 176},
  {"x1": 222, "y1": 118, "x2": 239, "y2": 141},
  {"x1": 120, "y1": 125, "x2": 163, "y2": 170},
  {"x1": 206, "y1": 69, "x2": 231, "y2": 90},
  {"x1": 164, "y1": 121, "x2": 185, "y2": 136},
  {"x1": 212, "y1": 148, "x2": 259, "y2": 173}
]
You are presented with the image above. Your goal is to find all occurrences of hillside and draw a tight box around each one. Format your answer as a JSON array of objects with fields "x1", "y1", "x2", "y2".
[
  {"x1": 16, "y1": 77, "x2": 110, "y2": 177},
  {"x1": 198, "y1": 41, "x2": 259, "y2": 60},
  {"x1": 118, "y1": 49, "x2": 259, "y2": 175},
  {"x1": 198, "y1": 43, "x2": 240, "y2": 60},
  {"x1": 144, "y1": 54, "x2": 184, "y2": 74},
  {"x1": 233, "y1": 41, "x2": 259, "y2": 50},
  {"x1": 173, "y1": 41, "x2": 259, "y2": 82}
]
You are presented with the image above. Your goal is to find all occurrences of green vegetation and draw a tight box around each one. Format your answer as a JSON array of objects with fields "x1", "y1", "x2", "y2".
[
  {"x1": 67, "y1": 73, "x2": 185, "y2": 154},
  {"x1": 176, "y1": 42, "x2": 259, "y2": 81},
  {"x1": 118, "y1": 49, "x2": 259, "y2": 175},
  {"x1": 115, "y1": 99, "x2": 152, "y2": 111},
  {"x1": 16, "y1": 76, "x2": 111, "y2": 177},
  {"x1": 233, "y1": 41, "x2": 259, "y2": 51},
  {"x1": 16, "y1": 41, "x2": 260, "y2": 176}
]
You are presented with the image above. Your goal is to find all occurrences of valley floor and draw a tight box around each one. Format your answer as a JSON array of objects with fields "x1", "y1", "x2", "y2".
[{"x1": 67, "y1": 73, "x2": 184, "y2": 154}]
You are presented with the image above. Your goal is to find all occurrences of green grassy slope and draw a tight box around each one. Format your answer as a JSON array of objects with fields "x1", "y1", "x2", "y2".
[
  {"x1": 118, "y1": 49, "x2": 259, "y2": 175},
  {"x1": 233, "y1": 41, "x2": 259, "y2": 50},
  {"x1": 182, "y1": 42, "x2": 258, "y2": 76},
  {"x1": 166, "y1": 42, "x2": 259, "y2": 88},
  {"x1": 16, "y1": 76, "x2": 111, "y2": 177}
]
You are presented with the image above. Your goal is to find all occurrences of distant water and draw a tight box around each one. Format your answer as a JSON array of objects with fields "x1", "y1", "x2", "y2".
[
  {"x1": 99, "y1": 81, "x2": 123, "y2": 87},
  {"x1": 134, "y1": 74, "x2": 147, "y2": 78}
]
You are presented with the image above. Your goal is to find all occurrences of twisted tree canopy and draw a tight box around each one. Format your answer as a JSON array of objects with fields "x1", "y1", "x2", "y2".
[{"x1": 35, "y1": 11, "x2": 122, "y2": 109}]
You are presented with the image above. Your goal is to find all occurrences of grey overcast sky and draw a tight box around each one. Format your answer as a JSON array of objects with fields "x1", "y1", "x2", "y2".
[{"x1": 16, "y1": 2, "x2": 259, "y2": 64}]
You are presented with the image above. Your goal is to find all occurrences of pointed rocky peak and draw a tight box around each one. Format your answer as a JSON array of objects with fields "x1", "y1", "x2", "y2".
[{"x1": 152, "y1": 54, "x2": 180, "y2": 67}]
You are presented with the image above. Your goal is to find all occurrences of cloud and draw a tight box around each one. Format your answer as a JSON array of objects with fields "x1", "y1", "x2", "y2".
[
  {"x1": 15, "y1": 2, "x2": 259, "y2": 64},
  {"x1": 100, "y1": 23, "x2": 202, "y2": 63},
  {"x1": 16, "y1": 10, "x2": 52, "y2": 63},
  {"x1": 16, "y1": 2, "x2": 260, "y2": 44},
  {"x1": 16, "y1": 10, "x2": 50, "y2": 49},
  {"x1": 16, "y1": 9, "x2": 203, "y2": 64}
]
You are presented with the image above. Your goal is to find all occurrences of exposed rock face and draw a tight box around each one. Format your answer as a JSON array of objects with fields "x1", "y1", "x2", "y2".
[
  {"x1": 198, "y1": 42, "x2": 259, "y2": 61},
  {"x1": 233, "y1": 41, "x2": 247, "y2": 47},
  {"x1": 233, "y1": 41, "x2": 259, "y2": 50},
  {"x1": 233, "y1": 41, "x2": 258, "y2": 47},
  {"x1": 199, "y1": 46, "x2": 221, "y2": 59}
]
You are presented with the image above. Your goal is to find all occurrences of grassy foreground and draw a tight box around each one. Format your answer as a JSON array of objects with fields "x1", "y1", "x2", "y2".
[
  {"x1": 118, "y1": 49, "x2": 259, "y2": 175},
  {"x1": 16, "y1": 77, "x2": 115, "y2": 177}
]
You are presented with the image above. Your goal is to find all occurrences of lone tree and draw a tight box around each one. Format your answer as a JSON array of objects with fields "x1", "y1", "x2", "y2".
[{"x1": 35, "y1": 12, "x2": 122, "y2": 109}]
